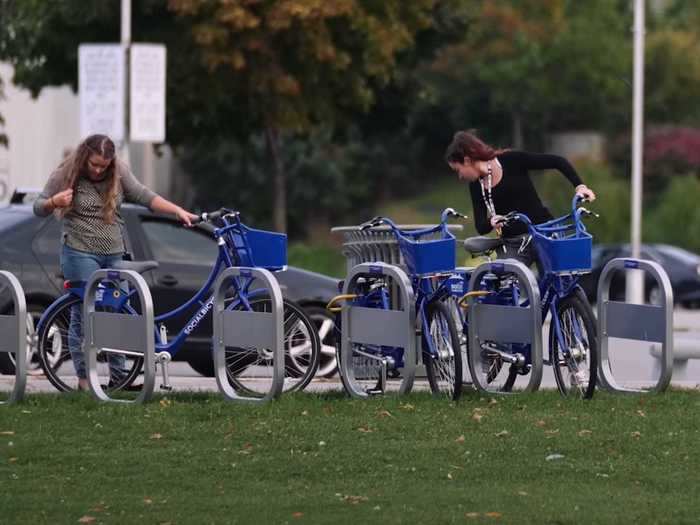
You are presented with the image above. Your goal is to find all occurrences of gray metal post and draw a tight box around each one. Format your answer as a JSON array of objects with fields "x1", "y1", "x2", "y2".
[
  {"x1": 466, "y1": 259, "x2": 543, "y2": 394},
  {"x1": 212, "y1": 267, "x2": 284, "y2": 403},
  {"x1": 0, "y1": 271, "x2": 27, "y2": 404},
  {"x1": 597, "y1": 258, "x2": 673, "y2": 393},
  {"x1": 84, "y1": 269, "x2": 156, "y2": 403},
  {"x1": 339, "y1": 262, "x2": 416, "y2": 398}
]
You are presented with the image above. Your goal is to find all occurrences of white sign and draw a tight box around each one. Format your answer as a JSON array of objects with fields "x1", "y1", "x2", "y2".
[
  {"x1": 79, "y1": 44, "x2": 125, "y2": 141},
  {"x1": 130, "y1": 44, "x2": 166, "y2": 143}
]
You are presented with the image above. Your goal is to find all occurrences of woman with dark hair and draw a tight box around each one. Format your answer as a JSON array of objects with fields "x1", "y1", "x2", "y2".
[
  {"x1": 34, "y1": 134, "x2": 197, "y2": 390},
  {"x1": 445, "y1": 130, "x2": 596, "y2": 267}
]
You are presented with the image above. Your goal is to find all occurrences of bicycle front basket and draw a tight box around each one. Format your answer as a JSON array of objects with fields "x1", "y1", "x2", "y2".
[
  {"x1": 398, "y1": 235, "x2": 456, "y2": 276},
  {"x1": 232, "y1": 227, "x2": 287, "y2": 270},
  {"x1": 531, "y1": 229, "x2": 592, "y2": 274}
]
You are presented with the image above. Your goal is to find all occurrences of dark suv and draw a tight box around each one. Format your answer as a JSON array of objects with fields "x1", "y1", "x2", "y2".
[{"x1": 0, "y1": 191, "x2": 340, "y2": 377}]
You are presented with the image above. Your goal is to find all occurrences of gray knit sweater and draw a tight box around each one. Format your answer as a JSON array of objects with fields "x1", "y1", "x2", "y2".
[{"x1": 34, "y1": 159, "x2": 157, "y2": 255}]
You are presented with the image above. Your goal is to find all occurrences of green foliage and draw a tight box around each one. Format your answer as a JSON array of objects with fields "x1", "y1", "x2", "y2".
[
  {"x1": 646, "y1": 176, "x2": 700, "y2": 253},
  {"x1": 535, "y1": 162, "x2": 631, "y2": 244},
  {"x1": 288, "y1": 242, "x2": 345, "y2": 278}
]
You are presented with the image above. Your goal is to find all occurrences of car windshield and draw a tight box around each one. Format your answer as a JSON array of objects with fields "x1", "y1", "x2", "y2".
[{"x1": 654, "y1": 244, "x2": 700, "y2": 266}]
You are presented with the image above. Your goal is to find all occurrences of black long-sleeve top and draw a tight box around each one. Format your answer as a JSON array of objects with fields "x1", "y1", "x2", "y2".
[{"x1": 469, "y1": 150, "x2": 583, "y2": 237}]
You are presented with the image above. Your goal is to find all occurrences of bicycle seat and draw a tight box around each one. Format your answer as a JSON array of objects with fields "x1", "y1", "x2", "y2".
[
  {"x1": 463, "y1": 236, "x2": 504, "y2": 256},
  {"x1": 112, "y1": 260, "x2": 159, "y2": 274}
]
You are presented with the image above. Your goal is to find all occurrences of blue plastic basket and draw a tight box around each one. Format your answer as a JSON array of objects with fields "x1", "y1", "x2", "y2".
[
  {"x1": 230, "y1": 227, "x2": 287, "y2": 270},
  {"x1": 531, "y1": 229, "x2": 592, "y2": 274},
  {"x1": 397, "y1": 235, "x2": 456, "y2": 276}
]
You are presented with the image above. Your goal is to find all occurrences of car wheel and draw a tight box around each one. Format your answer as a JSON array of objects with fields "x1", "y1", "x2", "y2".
[
  {"x1": 303, "y1": 305, "x2": 338, "y2": 378},
  {"x1": 187, "y1": 352, "x2": 215, "y2": 377},
  {"x1": 0, "y1": 302, "x2": 46, "y2": 376}
]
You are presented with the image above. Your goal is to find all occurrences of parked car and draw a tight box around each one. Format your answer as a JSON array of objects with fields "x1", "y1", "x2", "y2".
[
  {"x1": 0, "y1": 190, "x2": 340, "y2": 377},
  {"x1": 578, "y1": 243, "x2": 700, "y2": 308}
]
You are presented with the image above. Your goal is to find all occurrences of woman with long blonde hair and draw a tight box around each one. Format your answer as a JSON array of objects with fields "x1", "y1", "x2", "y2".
[{"x1": 35, "y1": 134, "x2": 196, "y2": 390}]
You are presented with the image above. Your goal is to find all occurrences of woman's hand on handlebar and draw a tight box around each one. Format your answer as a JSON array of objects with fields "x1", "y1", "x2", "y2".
[
  {"x1": 575, "y1": 184, "x2": 596, "y2": 202},
  {"x1": 175, "y1": 207, "x2": 199, "y2": 227}
]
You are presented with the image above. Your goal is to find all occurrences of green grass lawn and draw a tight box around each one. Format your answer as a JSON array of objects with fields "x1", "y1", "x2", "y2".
[{"x1": 2, "y1": 390, "x2": 699, "y2": 524}]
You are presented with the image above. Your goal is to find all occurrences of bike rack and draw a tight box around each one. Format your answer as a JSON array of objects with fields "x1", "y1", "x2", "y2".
[
  {"x1": 597, "y1": 258, "x2": 673, "y2": 393},
  {"x1": 339, "y1": 262, "x2": 416, "y2": 398},
  {"x1": 84, "y1": 269, "x2": 156, "y2": 403},
  {"x1": 466, "y1": 259, "x2": 543, "y2": 394},
  {"x1": 212, "y1": 267, "x2": 284, "y2": 403},
  {"x1": 0, "y1": 271, "x2": 27, "y2": 404}
]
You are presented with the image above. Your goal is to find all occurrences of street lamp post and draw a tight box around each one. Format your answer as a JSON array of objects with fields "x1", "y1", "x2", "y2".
[
  {"x1": 626, "y1": 0, "x2": 645, "y2": 303},
  {"x1": 121, "y1": 0, "x2": 131, "y2": 164}
]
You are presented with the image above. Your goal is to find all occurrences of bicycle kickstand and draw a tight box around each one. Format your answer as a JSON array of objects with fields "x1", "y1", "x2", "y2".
[{"x1": 155, "y1": 352, "x2": 173, "y2": 391}]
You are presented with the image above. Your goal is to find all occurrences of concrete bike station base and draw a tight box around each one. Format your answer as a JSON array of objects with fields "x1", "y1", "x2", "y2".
[
  {"x1": 0, "y1": 271, "x2": 27, "y2": 404},
  {"x1": 466, "y1": 259, "x2": 543, "y2": 395},
  {"x1": 597, "y1": 258, "x2": 674, "y2": 394},
  {"x1": 212, "y1": 267, "x2": 284, "y2": 403}
]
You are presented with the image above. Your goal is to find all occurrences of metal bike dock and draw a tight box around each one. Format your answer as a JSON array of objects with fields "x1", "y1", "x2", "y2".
[
  {"x1": 339, "y1": 262, "x2": 416, "y2": 398},
  {"x1": 465, "y1": 260, "x2": 543, "y2": 394},
  {"x1": 0, "y1": 271, "x2": 27, "y2": 404},
  {"x1": 212, "y1": 267, "x2": 284, "y2": 403},
  {"x1": 597, "y1": 258, "x2": 673, "y2": 394},
  {"x1": 84, "y1": 269, "x2": 156, "y2": 403}
]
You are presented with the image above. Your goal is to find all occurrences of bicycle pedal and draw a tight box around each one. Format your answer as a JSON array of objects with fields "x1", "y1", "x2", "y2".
[
  {"x1": 159, "y1": 384, "x2": 173, "y2": 391},
  {"x1": 367, "y1": 388, "x2": 384, "y2": 396}
]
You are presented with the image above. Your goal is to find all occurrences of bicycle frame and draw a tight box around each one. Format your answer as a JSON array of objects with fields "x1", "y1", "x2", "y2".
[{"x1": 58, "y1": 213, "x2": 275, "y2": 359}]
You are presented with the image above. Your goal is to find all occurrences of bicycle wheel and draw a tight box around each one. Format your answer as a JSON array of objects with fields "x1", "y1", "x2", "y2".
[
  {"x1": 37, "y1": 296, "x2": 143, "y2": 393},
  {"x1": 423, "y1": 300, "x2": 462, "y2": 400},
  {"x1": 549, "y1": 294, "x2": 597, "y2": 399},
  {"x1": 225, "y1": 297, "x2": 320, "y2": 395}
]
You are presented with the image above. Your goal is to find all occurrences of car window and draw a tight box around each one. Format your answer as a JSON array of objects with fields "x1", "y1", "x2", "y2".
[
  {"x1": 141, "y1": 219, "x2": 217, "y2": 265},
  {"x1": 655, "y1": 244, "x2": 700, "y2": 266}
]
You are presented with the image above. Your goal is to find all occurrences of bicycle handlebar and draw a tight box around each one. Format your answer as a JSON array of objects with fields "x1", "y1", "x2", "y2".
[
  {"x1": 191, "y1": 208, "x2": 239, "y2": 225},
  {"x1": 359, "y1": 208, "x2": 468, "y2": 234}
]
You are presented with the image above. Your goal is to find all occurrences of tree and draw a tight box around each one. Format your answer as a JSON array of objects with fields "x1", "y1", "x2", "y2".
[{"x1": 1, "y1": 0, "x2": 437, "y2": 231}]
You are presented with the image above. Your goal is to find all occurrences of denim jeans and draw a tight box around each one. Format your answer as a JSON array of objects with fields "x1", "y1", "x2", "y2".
[{"x1": 61, "y1": 244, "x2": 128, "y2": 381}]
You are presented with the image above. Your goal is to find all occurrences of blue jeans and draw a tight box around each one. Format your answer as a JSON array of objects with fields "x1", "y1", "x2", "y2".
[{"x1": 61, "y1": 244, "x2": 128, "y2": 381}]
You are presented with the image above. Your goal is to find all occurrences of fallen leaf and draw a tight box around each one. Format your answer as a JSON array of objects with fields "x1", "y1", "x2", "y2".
[
  {"x1": 159, "y1": 398, "x2": 171, "y2": 408},
  {"x1": 485, "y1": 512, "x2": 503, "y2": 518},
  {"x1": 318, "y1": 441, "x2": 326, "y2": 447},
  {"x1": 292, "y1": 512, "x2": 304, "y2": 518},
  {"x1": 21, "y1": 410, "x2": 31, "y2": 414},
  {"x1": 149, "y1": 433, "x2": 163, "y2": 440},
  {"x1": 144, "y1": 498, "x2": 153, "y2": 505},
  {"x1": 535, "y1": 420, "x2": 546, "y2": 428},
  {"x1": 465, "y1": 512, "x2": 481, "y2": 519},
  {"x1": 77, "y1": 517, "x2": 96, "y2": 524},
  {"x1": 472, "y1": 413, "x2": 484, "y2": 423},
  {"x1": 489, "y1": 399, "x2": 498, "y2": 405},
  {"x1": 376, "y1": 410, "x2": 393, "y2": 419},
  {"x1": 342, "y1": 495, "x2": 368, "y2": 504},
  {"x1": 544, "y1": 429, "x2": 560, "y2": 436},
  {"x1": 301, "y1": 410, "x2": 309, "y2": 416},
  {"x1": 631, "y1": 431, "x2": 641, "y2": 439},
  {"x1": 399, "y1": 403, "x2": 415, "y2": 411},
  {"x1": 517, "y1": 491, "x2": 528, "y2": 496},
  {"x1": 357, "y1": 425, "x2": 373, "y2": 433},
  {"x1": 447, "y1": 472, "x2": 453, "y2": 480},
  {"x1": 8, "y1": 457, "x2": 17, "y2": 463},
  {"x1": 637, "y1": 410, "x2": 646, "y2": 418},
  {"x1": 578, "y1": 429, "x2": 592, "y2": 436},
  {"x1": 545, "y1": 454, "x2": 565, "y2": 461},
  {"x1": 455, "y1": 435, "x2": 465, "y2": 443},
  {"x1": 0, "y1": 431, "x2": 15, "y2": 436},
  {"x1": 495, "y1": 430, "x2": 509, "y2": 438}
]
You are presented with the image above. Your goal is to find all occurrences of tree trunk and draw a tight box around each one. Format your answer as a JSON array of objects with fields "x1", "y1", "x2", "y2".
[
  {"x1": 512, "y1": 112, "x2": 524, "y2": 150},
  {"x1": 265, "y1": 126, "x2": 287, "y2": 233}
]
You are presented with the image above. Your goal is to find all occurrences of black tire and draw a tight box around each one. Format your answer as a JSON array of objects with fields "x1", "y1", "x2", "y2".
[
  {"x1": 225, "y1": 297, "x2": 320, "y2": 395},
  {"x1": 549, "y1": 294, "x2": 597, "y2": 399},
  {"x1": 303, "y1": 305, "x2": 338, "y2": 378},
  {"x1": 36, "y1": 296, "x2": 143, "y2": 393},
  {"x1": 186, "y1": 352, "x2": 215, "y2": 377},
  {"x1": 423, "y1": 300, "x2": 462, "y2": 400}
]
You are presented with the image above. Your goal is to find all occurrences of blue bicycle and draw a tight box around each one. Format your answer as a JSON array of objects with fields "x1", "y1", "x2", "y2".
[
  {"x1": 459, "y1": 196, "x2": 598, "y2": 398},
  {"x1": 36, "y1": 209, "x2": 321, "y2": 395},
  {"x1": 331, "y1": 208, "x2": 468, "y2": 400}
]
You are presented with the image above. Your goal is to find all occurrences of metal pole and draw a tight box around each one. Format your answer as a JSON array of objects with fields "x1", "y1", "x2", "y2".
[
  {"x1": 121, "y1": 0, "x2": 131, "y2": 164},
  {"x1": 626, "y1": 0, "x2": 645, "y2": 304}
]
